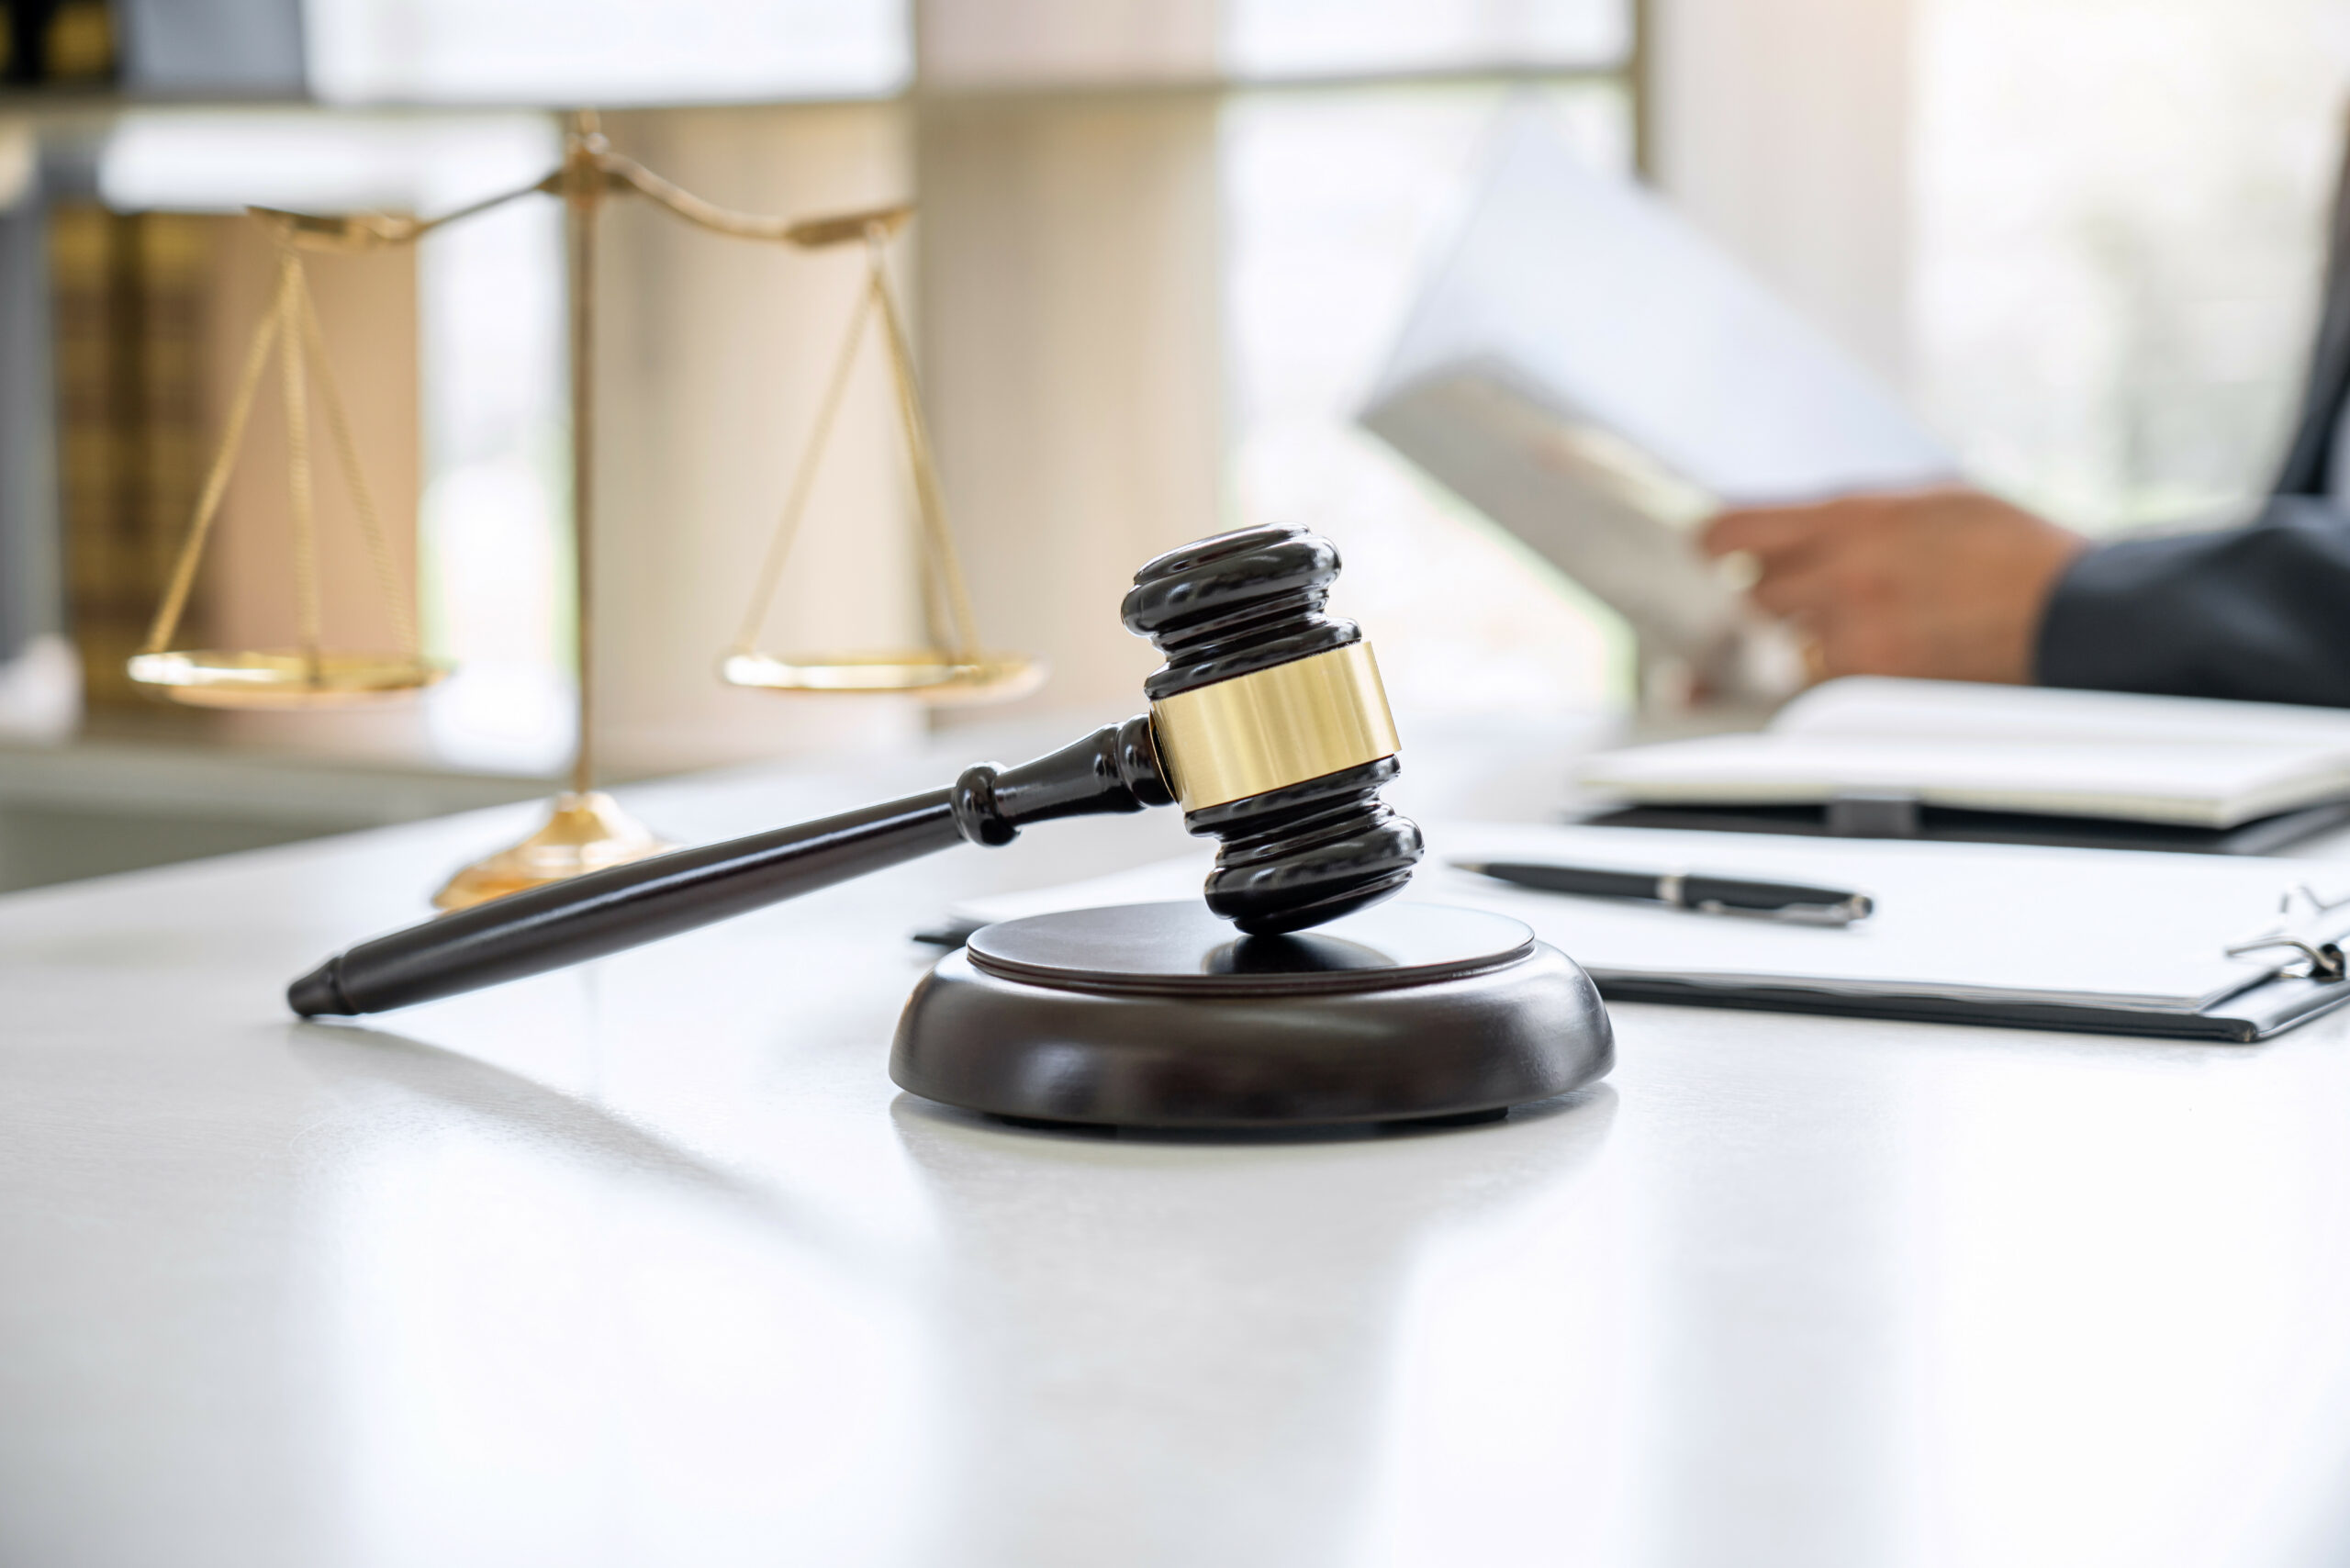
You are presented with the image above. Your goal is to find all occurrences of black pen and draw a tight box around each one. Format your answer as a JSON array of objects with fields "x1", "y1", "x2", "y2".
[{"x1": 1451, "y1": 860, "x2": 1874, "y2": 926}]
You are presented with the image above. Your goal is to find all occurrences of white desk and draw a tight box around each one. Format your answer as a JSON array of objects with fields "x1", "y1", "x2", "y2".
[{"x1": 8, "y1": 711, "x2": 2350, "y2": 1568}]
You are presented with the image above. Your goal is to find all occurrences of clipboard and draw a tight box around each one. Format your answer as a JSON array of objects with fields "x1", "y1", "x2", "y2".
[{"x1": 1589, "y1": 963, "x2": 2350, "y2": 1043}]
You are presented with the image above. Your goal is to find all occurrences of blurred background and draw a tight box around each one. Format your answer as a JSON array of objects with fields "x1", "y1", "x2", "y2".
[{"x1": 1, "y1": 0, "x2": 2346, "y2": 890}]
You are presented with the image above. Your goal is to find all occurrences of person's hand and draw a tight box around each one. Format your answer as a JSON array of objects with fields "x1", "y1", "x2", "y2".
[{"x1": 1700, "y1": 487, "x2": 2089, "y2": 685}]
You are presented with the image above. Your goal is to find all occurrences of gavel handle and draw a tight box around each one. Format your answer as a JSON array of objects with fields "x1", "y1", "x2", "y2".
[{"x1": 288, "y1": 716, "x2": 1173, "y2": 1017}]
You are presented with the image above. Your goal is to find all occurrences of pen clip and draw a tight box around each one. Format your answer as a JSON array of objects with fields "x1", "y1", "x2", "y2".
[{"x1": 1692, "y1": 899, "x2": 1868, "y2": 929}]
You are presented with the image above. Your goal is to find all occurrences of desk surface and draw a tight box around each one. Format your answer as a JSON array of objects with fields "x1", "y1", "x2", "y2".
[{"x1": 8, "y1": 711, "x2": 2350, "y2": 1568}]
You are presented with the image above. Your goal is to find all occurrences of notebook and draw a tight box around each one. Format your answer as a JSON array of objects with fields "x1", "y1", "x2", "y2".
[
  {"x1": 1580, "y1": 678, "x2": 2350, "y2": 833},
  {"x1": 1358, "y1": 105, "x2": 1953, "y2": 698},
  {"x1": 946, "y1": 824, "x2": 2350, "y2": 1041}
]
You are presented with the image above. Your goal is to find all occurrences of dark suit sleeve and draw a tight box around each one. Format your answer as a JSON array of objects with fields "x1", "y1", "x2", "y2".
[{"x1": 2035, "y1": 497, "x2": 2350, "y2": 707}]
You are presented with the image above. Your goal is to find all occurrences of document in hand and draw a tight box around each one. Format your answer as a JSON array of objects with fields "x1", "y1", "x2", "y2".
[
  {"x1": 950, "y1": 823, "x2": 2350, "y2": 1041},
  {"x1": 1359, "y1": 104, "x2": 1954, "y2": 695},
  {"x1": 1581, "y1": 678, "x2": 2350, "y2": 830}
]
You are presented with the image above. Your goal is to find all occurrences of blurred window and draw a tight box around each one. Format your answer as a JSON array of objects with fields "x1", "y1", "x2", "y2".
[
  {"x1": 1224, "y1": 0, "x2": 1629, "y2": 80},
  {"x1": 1916, "y1": 0, "x2": 2350, "y2": 532},
  {"x1": 302, "y1": 0, "x2": 911, "y2": 105}
]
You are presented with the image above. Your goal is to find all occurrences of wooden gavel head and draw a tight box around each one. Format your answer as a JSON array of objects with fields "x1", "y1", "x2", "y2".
[{"x1": 1123, "y1": 524, "x2": 1425, "y2": 935}]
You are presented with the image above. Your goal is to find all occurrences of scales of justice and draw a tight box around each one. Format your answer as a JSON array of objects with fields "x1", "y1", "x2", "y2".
[{"x1": 129, "y1": 109, "x2": 1042, "y2": 911}]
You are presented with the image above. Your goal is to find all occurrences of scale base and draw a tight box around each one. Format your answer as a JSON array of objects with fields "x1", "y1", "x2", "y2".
[
  {"x1": 431, "y1": 791, "x2": 675, "y2": 912},
  {"x1": 892, "y1": 902, "x2": 1612, "y2": 1130}
]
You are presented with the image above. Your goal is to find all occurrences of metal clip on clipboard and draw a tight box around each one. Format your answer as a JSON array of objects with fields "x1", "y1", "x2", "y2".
[
  {"x1": 2223, "y1": 933, "x2": 2348, "y2": 982},
  {"x1": 2225, "y1": 886, "x2": 2350, "y2": 982}
]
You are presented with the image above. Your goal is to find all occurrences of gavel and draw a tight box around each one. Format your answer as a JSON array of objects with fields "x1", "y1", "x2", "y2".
[{"x1": 288, "y1": 525, "x2": 1427, "y2": 1018}]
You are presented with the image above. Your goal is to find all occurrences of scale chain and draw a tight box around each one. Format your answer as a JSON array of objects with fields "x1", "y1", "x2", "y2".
[
  {"x1": 732, "y1": 279, "x2": 878, "y2": 655},
  {"x1": 278, "y1": 246, "x2": 322, "y2": 677},
  {"x1": 869, "y1": 238, "x2": 980, "y2": 660}
]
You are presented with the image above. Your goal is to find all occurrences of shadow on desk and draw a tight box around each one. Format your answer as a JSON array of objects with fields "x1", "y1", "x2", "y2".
[{"x1": 285, "y1": 1019, "x2": 897, "y2": 1275}]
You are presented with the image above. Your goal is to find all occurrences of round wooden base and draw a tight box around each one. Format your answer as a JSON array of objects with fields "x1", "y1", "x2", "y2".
[{"x1": 890, "y1": 902, "x2": 1612, "y2": 1129}]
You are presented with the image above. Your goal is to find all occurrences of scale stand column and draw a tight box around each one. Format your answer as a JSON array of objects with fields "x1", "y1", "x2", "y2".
[{"x1": 432, "y1": 109, "x2": 673, "y2": 913}]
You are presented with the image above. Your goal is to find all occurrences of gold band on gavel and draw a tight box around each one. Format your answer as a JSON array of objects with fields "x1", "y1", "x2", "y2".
[{"x1": 1148, "y1": 642, "x2": 1402, "y2": 812}]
